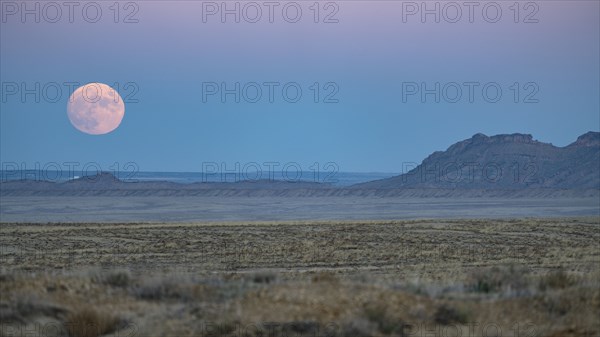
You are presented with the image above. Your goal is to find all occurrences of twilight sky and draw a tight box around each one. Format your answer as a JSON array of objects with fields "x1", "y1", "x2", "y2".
[{"x1": 1, "y1": 1, "x2": 599, "y2": 173}]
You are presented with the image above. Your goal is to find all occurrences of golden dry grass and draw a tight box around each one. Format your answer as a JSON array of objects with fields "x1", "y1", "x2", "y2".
[
  {"x1": 0, "y1": 217, "x2": 598, "y2": 336},
  {"x1": 65, "y1": 308, "x2": 120, "y2": 337}
]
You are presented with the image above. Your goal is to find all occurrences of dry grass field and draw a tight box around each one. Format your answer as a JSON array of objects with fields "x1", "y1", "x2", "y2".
[{"x1": 1, "y1": 218, "x2": 599, "y2": 337}]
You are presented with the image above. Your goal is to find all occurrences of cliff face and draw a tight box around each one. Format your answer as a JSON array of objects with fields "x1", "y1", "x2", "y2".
[
  {"x1": 354, "y1": 132, "x2": 600, "y2": 190},
  {"x1": 569, "y1": 131, "x2": 600, "y2": 147}
]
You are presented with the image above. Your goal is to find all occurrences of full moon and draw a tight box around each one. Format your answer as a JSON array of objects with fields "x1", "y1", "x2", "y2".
[{"x1": 67, "y1": 83, "x2": 125, "y2": 135}]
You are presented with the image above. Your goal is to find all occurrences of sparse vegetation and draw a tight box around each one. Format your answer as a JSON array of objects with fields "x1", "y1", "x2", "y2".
[
  {"x1": 539, "y1": 269, "x2": 575, "y2": 291},
  {"x1": 0, "y1": 218, "x2": 598, "y2": 336},
  {"x1": 467, "y1": 265, "x2": 530, "y2": 295},
  {"x1": 91, "y1": 268, "x2": 131, "y2": 288},
  {"x1": 65, "y1": 308, "x2": 121, "y2": 337},
  {"x1": 363, "y1": 303, "x2": 405, "y2": 335},
  {"x1": 0, "y1": 294, "x2": 67, "y2": 324},
  {"x1": 311, "y1": 271, "x2": 339, "y2": 283},
  {"x1": 132, "y1": 276, "x2": 194, "y2": 301},
  {"x1": 248, "y1": 271, "x2": 277, "y2": 284},
  {"x1": 433, "y1": 304, "x2": 469, "y2": 325}
]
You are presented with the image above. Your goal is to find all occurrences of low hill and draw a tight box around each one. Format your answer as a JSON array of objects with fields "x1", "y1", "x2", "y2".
[{"x1": 352, "y1": 132, "x2": 600, "y2": 190}]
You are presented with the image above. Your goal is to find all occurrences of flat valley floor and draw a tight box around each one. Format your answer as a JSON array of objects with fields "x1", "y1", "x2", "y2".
[
  {"x1": 1, "y1": 218, "x2": 599, "y2": 337},
  {"x1": 1, "y1": 196, "x2": 599, "y2": 222}
]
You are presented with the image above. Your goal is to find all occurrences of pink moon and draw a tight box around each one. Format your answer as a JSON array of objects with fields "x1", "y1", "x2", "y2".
[{"x1": 67, "y1": 83, "x2": 125, "y2": 135}]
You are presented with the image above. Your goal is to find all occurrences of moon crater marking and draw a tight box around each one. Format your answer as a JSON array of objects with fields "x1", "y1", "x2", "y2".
[{"x1": 67, "y1": 83, "x2": 125, "y2": 135}]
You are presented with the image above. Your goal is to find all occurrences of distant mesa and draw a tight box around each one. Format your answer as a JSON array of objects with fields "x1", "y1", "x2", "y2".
[{"x1": 354, "y1": 131, "x2": 599, "y2": 191}]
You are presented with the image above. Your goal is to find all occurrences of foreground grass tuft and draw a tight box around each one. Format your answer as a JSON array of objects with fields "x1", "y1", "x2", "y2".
[
  {"x1": 467, "y1": 265, "x2": 530, "y2": 295},
  {"x1": 538, "y1": 269, "x2": 575, "y2": 291},
  {"x1": 433, "y1": 304, "x2": 469, "y2": 325},
  {"x1": 65, "y1": 308, "x2": 121, "y2": 337},
  {"x1": 91, "y1": 268, "x2": 132, "y2": 288},
  {"x1": 363, "y1": 303, "x2": 405, "y2": 335}
]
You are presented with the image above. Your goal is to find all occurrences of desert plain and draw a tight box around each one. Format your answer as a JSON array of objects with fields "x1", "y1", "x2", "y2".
[{"x1": 1, "y1": 217, "x2": 598, "y2": 337}]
